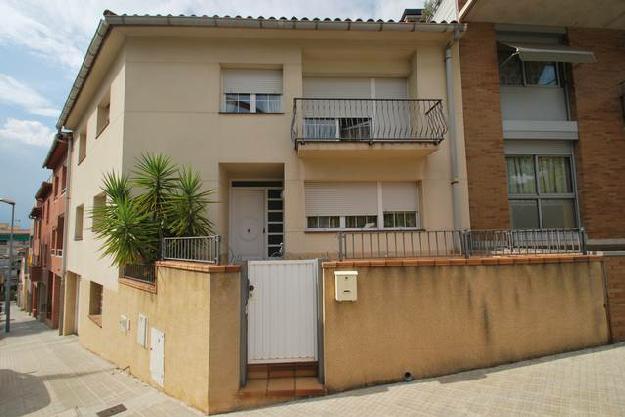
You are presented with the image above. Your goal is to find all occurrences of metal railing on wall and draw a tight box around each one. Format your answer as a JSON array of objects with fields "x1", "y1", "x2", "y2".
[
  {"x1": 337, "y1": 228, "x2": 586, "y2": 260},
  {"x1": 161, "y1": 235, "x2": 221, "y2": 264},
  {"x1": 122, "y1": 263, "x2": 156, "y2": 284},
  {"x1": 291, "y1": 98, "x2": 448, "y2": 147}
]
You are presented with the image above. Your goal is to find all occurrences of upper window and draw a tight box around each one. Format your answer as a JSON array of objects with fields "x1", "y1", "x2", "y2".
[
  {"x1": 498, "y1": 48, "x2": 559, "y2": 87},
  {"x1": 222, "y1": 69, "x2": 282, "y2": 113},
  {"x1": 96, "y1": 90, "x2": 110, "y2": 136},
  {"x1": 78, "y1": 131, "x2": 87, "y2": 164},
  {"x1": 74, "y1": 204, "x2": 84, "y2": 240},
  {"x1": 506, "y1": 155, "x2": 577, "y2": 229},
  {"x1": 305, "y1": 182, "x2": 420, "y2": 230}
]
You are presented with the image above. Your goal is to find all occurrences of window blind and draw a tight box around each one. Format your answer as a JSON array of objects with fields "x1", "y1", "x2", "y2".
[
  {"x1": 305, "y1": 182, "x2": 378, "y2": 216},
  {"x1": 381, "y1": 182, "x2": 419, "y2": 211},
  {"x1": 374, "y1": 78, "x2": 408, "y2": 98},
  {"x1": 222, "y1": 69, "x2": 283, "y2": 94},
  {"x1": 303, "y1": 77, "x2": 407, "y2": 98}
]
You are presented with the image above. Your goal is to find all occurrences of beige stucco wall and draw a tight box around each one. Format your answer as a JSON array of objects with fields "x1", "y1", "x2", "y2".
[
  {"x1": 77, "y1": 265, "x2": 240, "y2": 414},
  {"x1": 322, "y1": 260, "x2": 609, "y2": 391},
  {"x1": 66, "y1": 50, "x2": 126, "y2": 290}
]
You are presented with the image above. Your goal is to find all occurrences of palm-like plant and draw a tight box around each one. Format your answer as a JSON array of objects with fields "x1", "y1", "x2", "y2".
[
  {"x1": 91, "y1": 154, "x2": 215, "y2": 267},
  {"x1": 167, "y1": 167, "x2": 214, "y2": 236},
  {"x1": 132, "y1": 153, "x2": 178, "y2": 233},
  {"x1": 91, "y1": 172, "x2": 160, "y2": 265}
]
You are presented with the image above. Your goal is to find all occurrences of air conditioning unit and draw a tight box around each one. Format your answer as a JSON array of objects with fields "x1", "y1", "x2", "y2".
[{"x1": 119, "y1": 315, "x2": 130, "y2": 334}]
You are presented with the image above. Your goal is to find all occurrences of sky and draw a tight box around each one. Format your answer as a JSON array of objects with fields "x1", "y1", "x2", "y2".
[{"x1": 0, "y1": 0, "x2": 424, "y2": 227}]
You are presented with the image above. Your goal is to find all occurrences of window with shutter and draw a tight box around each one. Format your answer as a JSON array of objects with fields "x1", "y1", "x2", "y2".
[
  {"x1": 222, "y1": 69, "x2": 283, "y2": 113},
  {"x1": 305, "y1": 181, "x2": 420, "y2": 230}
]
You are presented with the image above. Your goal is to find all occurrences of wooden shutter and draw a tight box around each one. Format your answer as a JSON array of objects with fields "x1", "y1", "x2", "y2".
[
  {"x1": 305, "y1": 182, "x2": 378, "y2": 216},
  {"x1": 223, "y1": 69, "x2": 283, "y2": 94}
]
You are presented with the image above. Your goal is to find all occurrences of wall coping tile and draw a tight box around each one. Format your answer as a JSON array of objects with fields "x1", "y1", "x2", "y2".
[{"x1": 323, "y1": 254, "x2": 603, "y2": 269}]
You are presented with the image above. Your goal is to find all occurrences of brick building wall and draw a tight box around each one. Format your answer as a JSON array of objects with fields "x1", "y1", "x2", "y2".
[
  {"x1": 459, "y1": 22, "x2": 510, "y2": 229},
  {"x1": 568, "y1": 28, "x2": 625, "y2": 241},
  {"x1": 605, "y1": 256, "x2": 625, "y2": 342}
]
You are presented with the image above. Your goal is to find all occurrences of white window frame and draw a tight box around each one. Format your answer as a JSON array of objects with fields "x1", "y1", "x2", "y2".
[
  {"x1": 223, "y1": 93, "x2": 282, "y2": 114},
  {"x1": 305, "y1": 182, "x2": 421, "y2": 232}
]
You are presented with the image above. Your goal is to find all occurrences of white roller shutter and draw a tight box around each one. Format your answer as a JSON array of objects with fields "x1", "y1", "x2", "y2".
[
  {"x1": 305, "y1": 182, "x2": 378, "y2": 216},
  {"x1": 374, "y1": 78, "x2": 408, "y2": 98},
  {"x1": 303, "y1": 77, "x2": 408, "y2": 99},
  {"x1": 303, "y1": 77, "x2": 371, "y2": 98},
  {"x1": 381, "y1": 182, "x2": 419, "y2": 212},
  {"x1": 223, "y1": 69, "x2": 283, "y2": 94}
]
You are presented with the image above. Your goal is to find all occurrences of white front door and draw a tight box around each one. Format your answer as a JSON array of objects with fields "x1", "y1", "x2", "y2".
[
  {"x1": 231, "y1": 189, "x2": 265, "y2": 260},
  {"x1": 247, "y1": 260, "x2": 319, "y2": 363},
  {"x1": 150, "y1": 327, "x2": 165, "y2": 386}
]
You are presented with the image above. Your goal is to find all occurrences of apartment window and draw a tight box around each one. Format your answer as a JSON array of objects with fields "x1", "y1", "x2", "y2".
[
  {"x1": 305, "y1": 182, "x2": 420, "y2": 230},
  {"x1": 92, "y1": 193, "x2": 106, "y2": 231},
  {"x1": 53, "y1": 175, "x2": 59, "y2": 197},
  {"x1": 222, "y1": 69, "x2": 283, "y2": 113},
  {"x1": 74, "y1": 205, "x2": 84, "y2": 240},
  {"x1": 61, "y1": 166, "x2": 67, "y2": 192},
  {"x1": 303, "y1": 117, "x2": 372, "y2": 140},
  {"x1": 498, "y1": 48, "x2": 560, "y2": 87},
  {"x1": 78, "y1": 131, "x2": 87, "y2": 164},
  {"x1": 506, "y1": 155, "x2": 577, "y2": 229},
  {"x1": 96, "y1": 90, "x2": 110, "y2": 136},
  {"x1": 89, "y1": 281, "x2": 103, "y2": 326}
]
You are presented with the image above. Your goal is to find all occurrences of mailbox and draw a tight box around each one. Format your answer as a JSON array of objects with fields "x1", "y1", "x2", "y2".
[{"x1": 334, "y1": 270, "x2": 358, "y2": 302}]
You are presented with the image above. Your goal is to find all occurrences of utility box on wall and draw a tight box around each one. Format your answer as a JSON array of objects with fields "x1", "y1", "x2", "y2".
[{"x1": 334, "y1": 271, "x2": 358, "y2": 302}]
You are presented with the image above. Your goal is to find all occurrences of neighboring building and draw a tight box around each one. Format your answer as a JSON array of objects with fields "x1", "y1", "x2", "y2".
[
  {"x1": 28, "y1": 138, "x2": 69, "y2": 328},
  {"x1": 0, "y1": 223, "x2": 31, "y2": 288},
  {"x1": 433, "y1": 0, "x2": 625, "y2": 338}
]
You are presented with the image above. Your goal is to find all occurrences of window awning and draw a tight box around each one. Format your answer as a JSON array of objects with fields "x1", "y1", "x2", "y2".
[{"x1": 501, "y1": 42, "x2": 596, "y2": 63}]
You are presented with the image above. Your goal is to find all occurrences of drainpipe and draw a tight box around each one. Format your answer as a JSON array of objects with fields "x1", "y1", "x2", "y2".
[
  {"x1": 445, "y1": 27, "x2": 463, "y2": 230},
  {"x1": 56, "y1": 130, "x2": 73, "y2": 335}
]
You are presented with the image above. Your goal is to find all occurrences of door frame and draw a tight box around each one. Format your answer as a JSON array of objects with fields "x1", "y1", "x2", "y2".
[{"x1": 228, "y1": 179, "x2": 284, "y2": 261}]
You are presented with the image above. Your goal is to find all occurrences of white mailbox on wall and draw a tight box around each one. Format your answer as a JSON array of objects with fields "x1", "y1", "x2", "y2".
[{"x1": 334, "y1": 270, "x2": 358, "y2": 302}]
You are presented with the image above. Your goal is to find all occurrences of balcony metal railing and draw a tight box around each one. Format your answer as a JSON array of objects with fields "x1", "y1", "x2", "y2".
[
  {"x1": 291, "y1": 98, "x2": 448, "y2": 148},
  {"x1": 161, "y1": 235, "x2": 221, "y2": 264},
  {"x1": 465, "y1": 229, "x2": 585, "y2": 257},
  {"x1": 337, "y1": 228, "x2": 585, "y2": 260},
  {"x1": 123, "y1": 263, "x2": 156, "y2": 284}
]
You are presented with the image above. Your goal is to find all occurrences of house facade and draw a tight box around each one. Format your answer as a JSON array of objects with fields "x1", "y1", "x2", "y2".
[
  {"x1": 27, "y1": 6, "x2": 622, "y2": 415},
  {"x1": 27, "y1": 139, "x2": 68, "y2": 328}
]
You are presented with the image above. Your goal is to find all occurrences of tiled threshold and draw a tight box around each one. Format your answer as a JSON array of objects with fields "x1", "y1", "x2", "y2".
[{"x1": 240, "y1": 363, "x2": 325, "y2": 400}]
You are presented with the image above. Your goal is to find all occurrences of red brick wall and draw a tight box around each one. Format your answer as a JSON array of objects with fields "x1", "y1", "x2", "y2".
[
  {"x1": 568, "y1": 29, "x2": 625, "y2": 240},
  {"x1": 605, "y1": 256, "x2": 625, "y2": 342},
  {"x1": 459, "y1": 23, "x2": 510, "y2": 229}
]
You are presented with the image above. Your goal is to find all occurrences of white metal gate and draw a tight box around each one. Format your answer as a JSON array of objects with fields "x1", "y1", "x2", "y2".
[{"x1": 247, "y1": 259, "x2": 318, "y2": 364}]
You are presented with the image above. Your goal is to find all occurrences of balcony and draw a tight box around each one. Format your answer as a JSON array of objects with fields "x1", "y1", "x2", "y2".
[{"x1": 291, "y1": 98, "x2": 447, "y2": 158}]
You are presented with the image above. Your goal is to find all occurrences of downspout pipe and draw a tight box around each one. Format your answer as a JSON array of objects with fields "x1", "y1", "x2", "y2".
[
  {"x1": 445, "y1": 27, "x2": 463, "y2": 231},
  {"x1": 55, "y1": 130, "x2": 73, "y2": 335}
]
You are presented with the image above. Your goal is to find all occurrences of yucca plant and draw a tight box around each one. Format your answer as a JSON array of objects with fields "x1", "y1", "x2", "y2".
[
  {"x1": 167, "y1": 167, "x2": 214, "y2": 236},
  {"x1": 91, "y1": 172, "x2": 160, "y2": 265},
  {"x1": 91, "y1": 154, "x2": 215, "y2": 267},
  {"x1": 132, "y1": 153, "x2": 178, "y2": 232}
]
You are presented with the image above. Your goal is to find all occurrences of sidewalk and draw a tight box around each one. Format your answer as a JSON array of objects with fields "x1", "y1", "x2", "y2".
[
  {"x1": 2, "y1": 302, "x2": 625, "y2": 416},
  {"x1": 0, "y1": 303, "x2": 202, "y2": 417}
]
